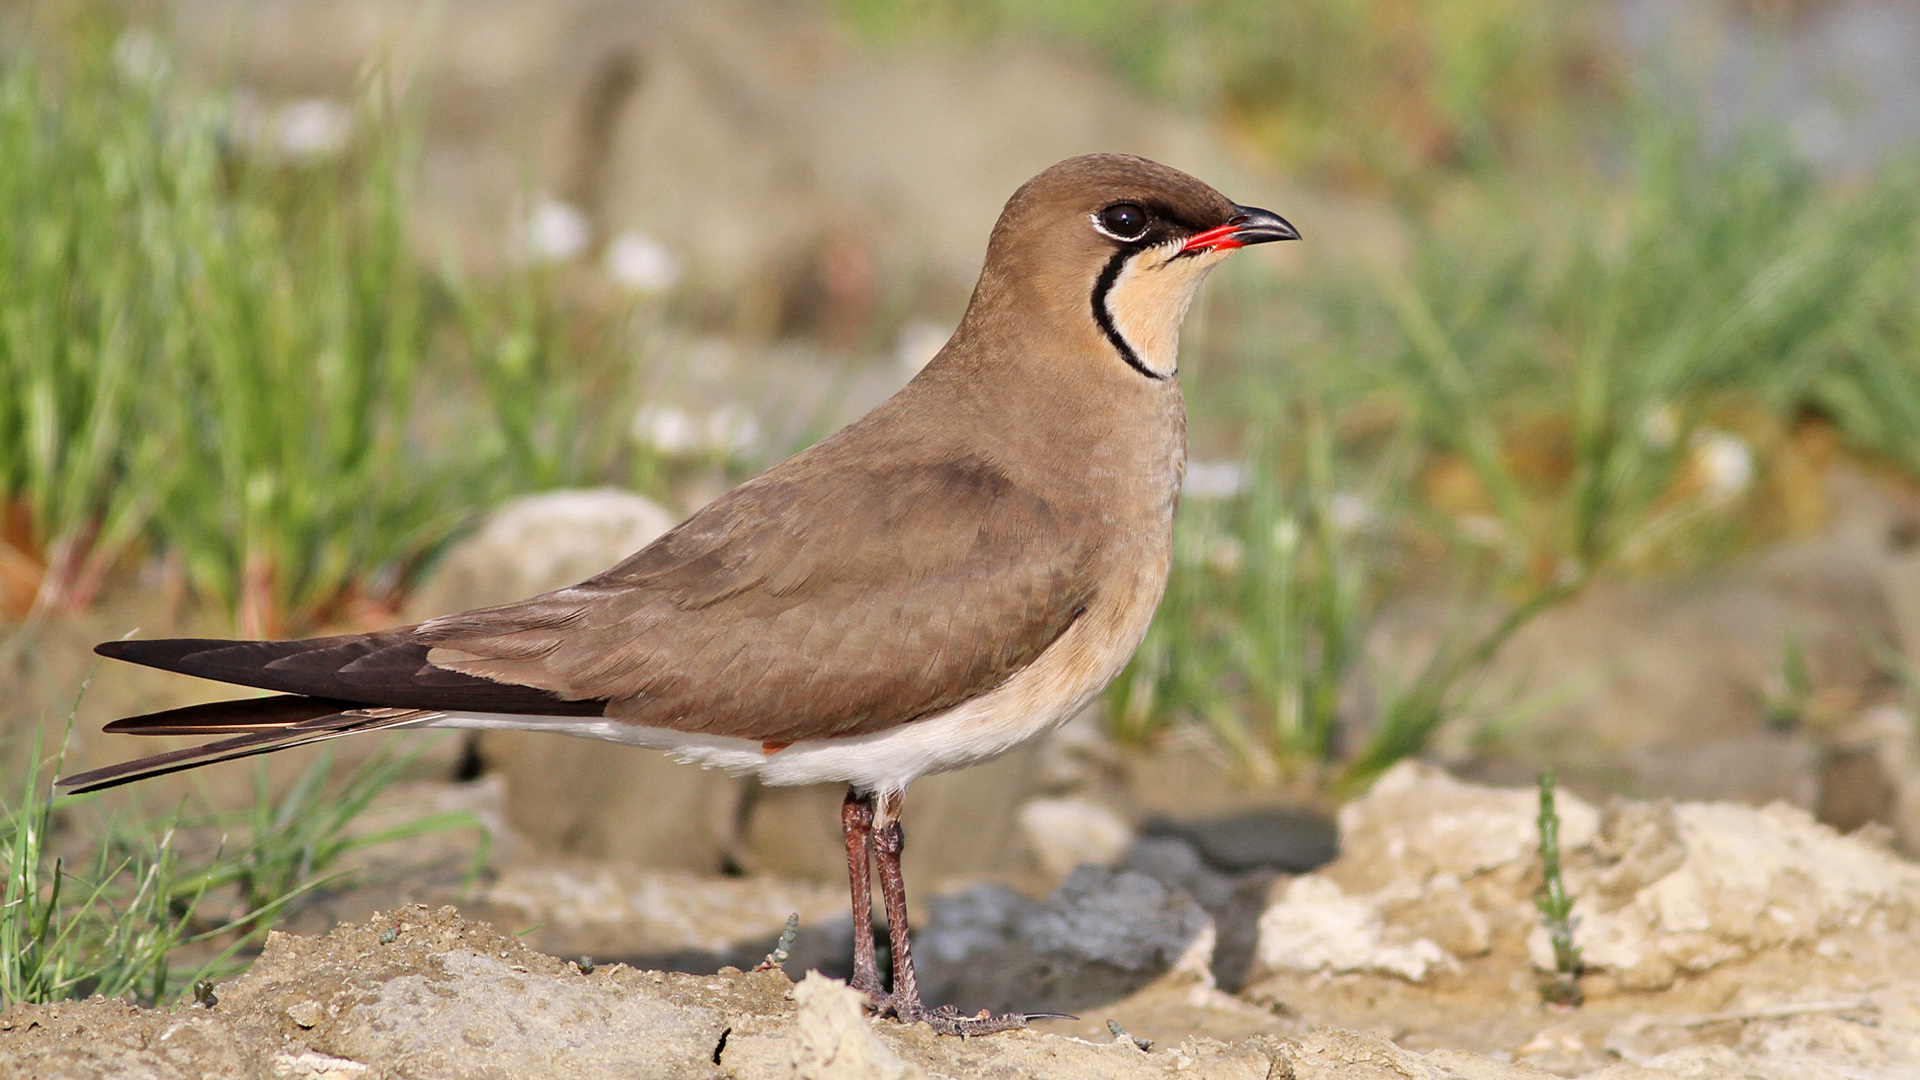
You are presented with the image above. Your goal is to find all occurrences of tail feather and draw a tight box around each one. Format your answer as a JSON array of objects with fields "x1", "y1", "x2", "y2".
[
  {"x1": 102, "y1": 694, "x2": 357, "y2": 736},
  {"x1": 93, "y1": 635, "x2": 605, "y2": 715},
  {"x1": 56, "y1": 706, "x2": 436, "y2": 795},
  {"x1": 76, "y1": 631, "x2": 605, "y2": 795}
]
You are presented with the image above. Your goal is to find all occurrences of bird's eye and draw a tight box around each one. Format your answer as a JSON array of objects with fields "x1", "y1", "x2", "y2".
[{"x1": 1097, "y1": 203, "x2": 1148, "y2": 240}]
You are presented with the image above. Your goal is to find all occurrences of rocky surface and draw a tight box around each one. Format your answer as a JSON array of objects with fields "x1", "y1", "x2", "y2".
[
  {"x1": 10, "y1": 765, "x2": 1920, "y2": 1078},
  {"x1": 1237, "y1": 762, "x2": 1920, "y2": 1076}
]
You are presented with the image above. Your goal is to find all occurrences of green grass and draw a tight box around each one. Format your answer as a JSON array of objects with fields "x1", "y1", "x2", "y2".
[
  {"x1": 0, "y1": 716, "x2": 484, "y2": 1007},
  {"x1": 0, "y1": 28, "x2": 648, "y2": 633},
  {"x1": 1, "y1": 725, "x2": 206, "y2": 1005}
]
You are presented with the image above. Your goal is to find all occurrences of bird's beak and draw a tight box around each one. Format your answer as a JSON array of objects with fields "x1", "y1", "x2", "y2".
[{"x1": 1179, "y1": 204, "x2": 1301, "y2": 255}]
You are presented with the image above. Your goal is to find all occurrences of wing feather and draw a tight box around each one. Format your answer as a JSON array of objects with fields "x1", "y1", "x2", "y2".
[{"x1": 420, "y1": 454, "x2": 1096, "y2": 742}]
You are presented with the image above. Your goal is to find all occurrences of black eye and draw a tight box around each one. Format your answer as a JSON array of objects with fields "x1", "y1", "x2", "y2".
[{"x1": 1097, "y1": 203, "x2": 1148, "y2": 240}]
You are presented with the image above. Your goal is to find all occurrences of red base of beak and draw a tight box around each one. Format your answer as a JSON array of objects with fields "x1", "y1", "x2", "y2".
[
  {"x1": 1179, "y1": 223, "x2": 1248, "y2": 255},
  {"x1": 1180, "y1": 206, "x2": 1300, "y2": 254}
]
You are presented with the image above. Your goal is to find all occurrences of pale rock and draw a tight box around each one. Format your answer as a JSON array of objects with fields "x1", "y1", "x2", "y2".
[
  {"x1": 1018, "y1": 795, "x2": 1134, "y2": 881},
  {"x1": 1331, "y1": 761, "x2": 1598, "y2": 897},
  {"x1": 271, "y1": 1052, "x2": 368, "y2": 1080},
  {"x1": 1253, "y1": 875, "x2": 1449, "y2": 982},
  {"x1": 1539, "y1": 800, "x2": 1920, "y2": 990},
  {"x1": 1289, "y1": 1028, "x2": 1473, "y2": 1080},
  {"x1": 405, "y1": 488, "x2": 677, "y2": 618},
  {"x1": 403, "y1": 488, "x2": 750, "y2": 873},
  {"x1": 1377, "y1": 871, "x2": 1492, "y2": 958},
  {"x1": 790, "y1": 973, "x2": 924, "y2": 1080}
]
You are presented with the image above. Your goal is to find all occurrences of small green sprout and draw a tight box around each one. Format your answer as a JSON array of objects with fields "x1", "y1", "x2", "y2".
[{"x1": 1534, "y1": 770, "x2": 1584, "y2": 1007}]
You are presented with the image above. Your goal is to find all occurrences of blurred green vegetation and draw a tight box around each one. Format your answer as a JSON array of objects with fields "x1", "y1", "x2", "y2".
[
  {"x1": 0, "y1": 23, "x2": 647, "y2": 634},
  {"x1": 841, "y1": 0, "x2": 1614, "y2": 190},
  {"x1": 1138, "y1": 130, "x2": 1920, "y2": 784}
]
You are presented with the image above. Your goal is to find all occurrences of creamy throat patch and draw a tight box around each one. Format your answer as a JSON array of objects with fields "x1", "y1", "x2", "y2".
[{"x1": 1102, "y1": 245, "x2": 1226, "y2": 377}]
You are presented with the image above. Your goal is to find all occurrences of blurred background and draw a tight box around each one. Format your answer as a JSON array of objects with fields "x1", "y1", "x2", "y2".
[{"x1": 4, "y1": 0, "x2": 1920, "y2": 1013}]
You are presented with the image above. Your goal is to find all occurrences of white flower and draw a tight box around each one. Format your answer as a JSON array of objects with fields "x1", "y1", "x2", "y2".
[
  {"x1": 632, "y1": 403, "x2": 760, "y2": 458},
  {"x1": 632, "y1": 404, "x2": 699, "y2": 454},
  {"x1": 605, "y1": 231, "x2": 682, "y2": 292},
  {"x1": 526, "y1": 199, "x2": 590, "y2": 262},
  {"x1": 274, "y1": 99, "x2": 352, "y2": 161},
  {"x1": 1691, "y1": 430, "x2": 1753, "y2": 502}
]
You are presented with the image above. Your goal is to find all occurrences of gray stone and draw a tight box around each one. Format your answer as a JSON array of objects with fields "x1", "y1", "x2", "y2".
[
  {"x1": 913, "y1": 883, "x2": 1039, "y2": 972},
  {"x1": 1120, "y1": 837, "x2": 1279, "y2": 993},
  {"x1": 912, "y1": 866, "x2": 1212, "y2": 1017},
  {"x1": 1023, "y1": 867, "x2": 1211, "y2": 973},
  {"x1": 1139, "y1": 807, "x2": 1339, "y2": 875}
]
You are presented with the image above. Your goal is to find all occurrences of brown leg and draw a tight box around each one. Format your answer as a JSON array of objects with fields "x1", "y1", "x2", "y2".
[
  {"x1": 841, "y1": 788, "x2": 884, "y2": 1000},
  {"x1": 871, "y1": 790, "x2": 1030, "y2": 1036},
  {"x1": 871, "y1": 796, "x2": 923, "y2": 1014}
]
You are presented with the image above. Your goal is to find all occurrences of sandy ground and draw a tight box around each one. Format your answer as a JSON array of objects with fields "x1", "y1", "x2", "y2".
[{"x1": 8, "y1": 764, "x2": 1920, "y2": 1079}]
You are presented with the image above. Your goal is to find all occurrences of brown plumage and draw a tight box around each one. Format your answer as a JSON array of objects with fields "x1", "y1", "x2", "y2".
[{"x1": 60, "y1": 153, "x2": 1297, "y2": 1033}]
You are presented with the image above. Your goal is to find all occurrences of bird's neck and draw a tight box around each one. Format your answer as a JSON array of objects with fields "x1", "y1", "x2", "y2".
[{"x1": 910, "y1": 303, "x2": 1188, "y2": 510}]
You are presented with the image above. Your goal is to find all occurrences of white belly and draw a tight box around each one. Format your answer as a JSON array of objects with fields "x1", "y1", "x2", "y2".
[{"x1": 428, "y1": 676, "x2": 1089, "y2": 795}]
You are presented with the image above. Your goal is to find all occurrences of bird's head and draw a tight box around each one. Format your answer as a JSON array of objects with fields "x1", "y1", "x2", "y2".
[{"x1": 964, "y1": 154, "x2": 1298, "y2": 381}]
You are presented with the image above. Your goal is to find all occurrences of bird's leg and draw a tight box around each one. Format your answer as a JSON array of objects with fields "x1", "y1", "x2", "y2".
[
  {"x1": 870, "y1": 795, "x2": 923, "y2": 1014},
  {"x1": 870, "y1": 790, "x2": 1030, "y2": 1036},
  {"x1": 840, "y1": 787, "x2": 885, "y2": 1001}
]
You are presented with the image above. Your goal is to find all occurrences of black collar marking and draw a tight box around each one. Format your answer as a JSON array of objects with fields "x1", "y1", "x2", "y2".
[{"x1": 1091, "y1": 247, "x2": 1167, "y2": 381}]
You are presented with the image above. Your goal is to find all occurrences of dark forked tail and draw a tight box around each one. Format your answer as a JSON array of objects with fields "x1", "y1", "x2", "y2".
[
  {"x1": 91, "y1": 634, "x2": 606, "y2": 715},
  {"x1": 55, "y1": 701, "x2": 436, "y2": 794},
  {"x1": 60, "y1": 632, "x2": 608, "y2": 794}
]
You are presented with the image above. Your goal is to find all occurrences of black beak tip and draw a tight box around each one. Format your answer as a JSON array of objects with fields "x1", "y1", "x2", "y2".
[{"x1": 1231, "y1": 203, "x2": 1301, "y2": 243}]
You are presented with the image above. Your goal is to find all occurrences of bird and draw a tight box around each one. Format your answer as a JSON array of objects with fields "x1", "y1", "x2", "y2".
[{"x1": 57, "y1": 153, "x2": 1298, "y2": 1035}]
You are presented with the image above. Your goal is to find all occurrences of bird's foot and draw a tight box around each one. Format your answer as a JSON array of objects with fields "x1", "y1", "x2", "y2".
[
  {"x1": 849, "y1": 973, "x2": 888, "y2": 1003},
  {"x1": 912, "y1": 1004, "x2": 1037, "y2": 1037},
  {"x1": 859, "y1": 990, "x2": 1048, "y2": 1036}
]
